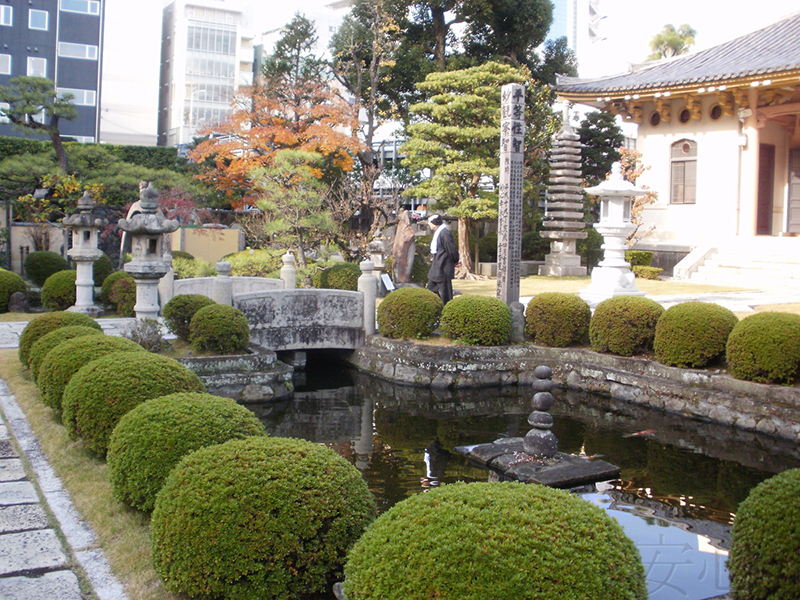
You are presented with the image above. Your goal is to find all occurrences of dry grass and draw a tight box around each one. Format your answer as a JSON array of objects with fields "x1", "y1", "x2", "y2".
[{"x1": 0, "y1": 350, "x2": 175, "y2": 600}]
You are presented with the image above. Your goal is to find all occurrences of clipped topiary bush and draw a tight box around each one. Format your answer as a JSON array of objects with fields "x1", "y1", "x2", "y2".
[
  {"x1": 632, "y1": 265, "x2": 663, "y2": 280},
  {"x1": 162, "y1": 294, "x2": 216, "y2": 341},
  {"x1": 18, "y1": 311, "x2": 102, "y2": 366},
  {"x1": 170, "y1": 250, "x2": 194, "y2": 261},
  {"x1": 99, "y1": 270, "x2": 133, "y2": 304},
  {"x1": 440, "y1": 295, "x2": 511, "y2": 346},
  {"x1": 62, "y1": 353, "x2": 205, "y2": 456},
  {"x1": 23, "y1": 250, "x2": 70, "y2": 286},
  {"x1": 590, "y1": 296, "x2": 665, "y2": 357},
  {"x1": 92, "y1": 253, "x2": 114, "y2": 287},
  {"x1": 188, "y1": 304, "x2": 250, "y2": 354},
  {"x1": 624, "y1": 250, "x2": 653, "y2": 267},
  {"x1": 38, "y1": 335, "x2": 146, "y2": 413},
  {"x1": 28, "y1": 325, "x2": 104, "y2": 382},
  {"x1": 312, "y1": 262, "x2": 361, "y2": 291},
  {"x1": 109, "y1": 276, "x2": 136, "y2": 317},
  {"x1": 726, "y1": 312, "x2": 800, "y2": 384},
  {"x1": 377, "y1": 287, "x2": 442, "y2": 339},
  {"x1": 41, "y1": 270, "x2": 76, "y2": 311},
  {"x1": 728, "y1": 469, "x2": 800, "y2": 600},
  {"x1": 654, "y1": 302, "x2": 739, "y2": 368},
  {"x1": 343, "y1": 482, "x2": 646, "y2": 600},
  {"x1": 151, "y1": 436, "x2": 376, "y2": 599},
  {"x1": 108, "y1": 392, "x2": 266, "y2": 512},
  {"x1": 525, "y1": 292, "x2": 591, "y2": 347},
  {"x1": 0, "y1": 269, "x2": 27, "y2": 313}
]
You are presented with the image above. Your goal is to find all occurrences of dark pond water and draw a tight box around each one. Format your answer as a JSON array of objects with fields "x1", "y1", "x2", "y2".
[{"x1": 247, "y1": 353, "x2": 800, "y2": 600}]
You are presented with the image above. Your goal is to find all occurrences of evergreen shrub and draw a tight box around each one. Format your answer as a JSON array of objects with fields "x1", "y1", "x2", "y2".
[
  {"x1": 728, "y1": 469, "x2": 800, "y2": 600},
  {"x1": 170, "y1": 250, "x2": 195, "y2": 261},
  {"x1": 23, "y1": 251, "x2": 69, "y2": 286},
  {"x1": 108, "y1": 392, "x2": 266, "y2": 512},
  {"x1": 654, "y1": 302, "x2": 739, "y2": 368},
  {"x1": 383, "y1": 253, "x2": 429, "y2": 285},
  {"x1": 92, "y1": 253, "x2": 114, "y2": 286},
  {"x1": 343, "y1": 482, "x2": 646, "y2": 600},
  {"x1": 18, "y1": 311, "x2": 102, "y2": 366},
  {"x1": 151, "y1": 437, "x2": 376, "y2": 599},
  {"x1": 521, "y1": 231, "x2": 550, "y2": 261},
  {"x1": 99, "y1": 270, "x2": 133, "y2": 304},
  {"x1": 631, "y1": 265, "x2": 663, "y2": 280},
  {"x1": 0, "y1": 270, "x2": 27, "y2": 313},
  {"x1": 478, "y1": 232, "x2": 497, "y2": 262},
  {"x1": 62, "y1": 353, "x2": 205, "y2": 456},
  {"x1": 38, "y1": 335, "x2": 145, "y2": 413},
  {"x1": 624, "y1": 250, "x2": 653, "y2": 267},
  {"x1": 189, "y1": 304, "x2": 250, "y2": 354},
  {"x1": 225, "y1": 248, "x2": 283, "y2": 277},
  {"x1": 377, "y1": 287, "x2": 442, "y2": 339},
  {"x1": 109, "y1": 276, "x2": 136, "y2": 317},
  {"x1": 162, "y1": 294, "x2": 216, "y2": 341},
  {"x1": 312, "y1": 262, "x2": 361, "y2": 291},
  {"x1": 525, "y1": 292, "x2": 591, "y2": 347},
  {"x1": 28, "y1": 325, "x2": 103, "y2": 382},
  {"x1": 726, "y1": 312, "x2": 800, "y2": 384},
  {"x1": 171, "y1": 256, "x2": 215, "y2": 280},
  {"x1": 41, "y1": 270, "x2": 76, "y2": 310},
  {"x1": 440, "y1": 295, "x2": 511, "y2": 346},
  {"x1": 590, "y1": 296, "x2": 664, "y2": 356}
]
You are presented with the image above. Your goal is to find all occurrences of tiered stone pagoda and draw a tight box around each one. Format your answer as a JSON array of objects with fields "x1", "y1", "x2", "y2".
[
  {"x1": 63, "y1": 191, "x2": 108, "y2": 316},
  {"x1": 539, "y1": 114, "x2": 587, "y2": 277}
]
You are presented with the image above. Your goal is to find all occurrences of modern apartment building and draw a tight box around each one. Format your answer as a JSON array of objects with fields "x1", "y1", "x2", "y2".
[
  {"x1": 0, "y1": 0, "x2": 104, "y2": 142},
  {"x1": 158, "y1": 0, "x2": 254, "y2": 148}
]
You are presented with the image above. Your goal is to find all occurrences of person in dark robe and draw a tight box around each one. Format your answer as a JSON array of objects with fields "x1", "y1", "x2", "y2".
[{"x1": 426, "y1": 214, "x2": 459, "y2": 305}]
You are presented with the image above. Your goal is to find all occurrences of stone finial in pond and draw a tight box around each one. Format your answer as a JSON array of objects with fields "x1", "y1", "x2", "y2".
[{"x1": 523, "y1": 365, "x2": 558, "y2": 457}]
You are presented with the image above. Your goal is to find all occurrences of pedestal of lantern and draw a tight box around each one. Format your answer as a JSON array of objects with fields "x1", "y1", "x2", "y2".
[{"x1": 63, "y1": 191, "x2": 108, "y2": 316}]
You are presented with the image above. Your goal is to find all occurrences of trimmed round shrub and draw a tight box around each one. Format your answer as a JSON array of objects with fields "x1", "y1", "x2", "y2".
[
  {"x1": 726, "y1": 312, "x2": 800, "y2": 384},
  {"x1": 654, "y1": 302, "x2": 739, "y2": 368},
  {"x1": 92, "y1": 253, "x2": 114, "y2": 287},
  {"x1": 0, "y1": 270, "x2": 27, "y2": 313},
  {"x1": 312, "y1": 262, "x2": 361, "y2": 291},
  {"x1": 525, "y1": 292, "x2": 591, "y2": 347},
  {"x1": 62, "y1": 353, "x2": 205, "y2": 456},
  {"x1": 41, "y1": 270, "x2": 76, "y2": 311},
  {"x1": 728, "y1": 469, "x2": 800, "y2": 600},
  {"x1": 590, "y1": 296, "x2": 665, "y2": 357},
  {"x1": 188, "y1": 304, "x2": 249, "y2": 354},
  {"x1": 108, "y1": 392, "x2": 266, "y2": 512},
  {"x1": 151, "y1": 436, "x2": 376, "y2": 600},
  {"x1": 170, "y1": 250, "x2": 194, "y2": 261},
  {"x1": 99, "y1": 270, "x2": 133, "y2": 304},
  {"x1": 440, "y1": 295, "x2": 511, "y2": 346},
  {"x1": 24, "y1": 250, "x2": 69, "y2": 286},
  {"x1": 624, "y1": 250, "x2": 653, "y2": 267},
  {"x1": 28, "y1": 325, "x2": 104, "y2": 382},
  {"x1": 631, "y1": 265, "x2": 663, "y2": 280},
  {"x1": 109, "y1": 276, "x2": 136, "y2": 317},
  {"x1": 343, "y1": 482, "x2": 646, "y2": 600},
  {"x1": 38, "y1": 335, "x2": 146, "y2": 413},
  {"x1": 377, "y1": 287, "x2": 442, "y2": 339},
  {"x1": 18, "y1": 311, "x2": 102, "y2": 366},
  {"x1": 162, "y1": 294, "x2": 216, "y2": 341}
]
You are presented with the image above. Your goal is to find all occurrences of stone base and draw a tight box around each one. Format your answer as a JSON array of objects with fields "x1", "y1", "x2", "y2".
[
  {"x1": 67, "y1": 305, "x2": 104, "y2": 317},
  {"x1": 455, "y1": 437, "x2": 620, "y2": 487},
  {"x1": 539, "y1": 265, "x2": 587, "y2": 277}
]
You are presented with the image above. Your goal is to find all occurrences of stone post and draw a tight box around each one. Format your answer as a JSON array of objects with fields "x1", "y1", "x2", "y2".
[
  {"x1": 280, "y1": 252, "x2": 296, "y2": 290},
  {"x1": 358, "y1": 259, "x2": 377, "y2": 336},
  {"x1": 63, "y1": 191, "x2": 108, "y2": 317},
  {"x1": 497, "y1": 83, "x2": 525, "y2": 305},
  {"x1": 212, "y1": 260, "x2": 233, "y2": 305}
]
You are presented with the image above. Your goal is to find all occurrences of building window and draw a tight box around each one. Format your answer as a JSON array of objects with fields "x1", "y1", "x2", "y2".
[
  {"x1": 27, "y1": 57, "x2": 47, "y2": 77},
  {"x1": 0, "y1": 6, "x2": 11, "y2": 26},
  {"x1": 57, "y1": 87, "x2": 96, "y2": 106},
  {"x1": 0, "y1": 102, "x2": 10, "y2": 123},
  {"x1": 709, "y1": 104, "x2": 723, "y2": 120},
  {"x1": 58, "y1": 42, "x2": 98, "y2": 60},
  {"x1": 649, "y1": 112, "x2": 661, "y2": 127},
  {"x1": 29, "y1": 9, "x2": 49, "y2": 30},
  {"x1": 60, "y1": 0, "x2": 100, "y2": 15},
  {"x1": 670, "y1": 140, "x2": 697, "y2": 204},
  {"x1": 0, "y1": 54, "x2": 11, "y2": 75}
]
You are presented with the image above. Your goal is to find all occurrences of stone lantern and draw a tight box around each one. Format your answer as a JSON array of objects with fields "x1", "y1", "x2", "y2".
[
  {"x1": 579, "y1": 162, "x2": 647, "y2": 306},
  {"x1": 118, "y1": 183, "x2": 179, "y2": 319},
  {"x1": 63, "y1": 191, "x2": 108, "y2": 316}
]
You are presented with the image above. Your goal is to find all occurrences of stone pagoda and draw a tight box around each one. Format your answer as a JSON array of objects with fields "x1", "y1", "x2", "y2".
[
  {"x1": 63, "y1": 191, "x2": 108, "y2": 316},
  {"x1": 539, "y1": 111, "x2": 587, "y2": 277}
]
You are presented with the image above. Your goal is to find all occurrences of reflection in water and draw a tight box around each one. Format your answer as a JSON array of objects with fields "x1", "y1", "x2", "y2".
[{"x1": 249, "y1": 354, "x2": 800, "y2": 600}]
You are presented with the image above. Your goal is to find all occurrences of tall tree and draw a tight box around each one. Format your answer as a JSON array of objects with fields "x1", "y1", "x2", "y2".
[
  {"x1": 530, "y1": 37, "x2": 578, "y2": 86},
  {"x1": 578, "y1": 111, "x2": 625, "y2": 186},
  {"x1": 0, "y1": 77, "x2": 77, "y2": 172},
  {"x1": 647, "y1": 24, "x2": 696, "y2": 61}
]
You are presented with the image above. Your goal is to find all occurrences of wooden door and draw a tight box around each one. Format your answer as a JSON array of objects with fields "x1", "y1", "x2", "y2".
[
  {"x1": 757, "y1": 144, "x2": 776, "y2": 235},
  {"x1": 789, "y1": 148, "x2": 800, "y2": 234}
]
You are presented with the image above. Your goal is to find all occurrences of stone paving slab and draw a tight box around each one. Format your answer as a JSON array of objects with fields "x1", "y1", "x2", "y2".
[
  {"x1": 0, "y1": 439, "x2": 17, "y2": 458},
  {"x1": 0, "y1": 529, "x2": 67, "y2": 575},
  {"x1": 0, "y1": 457, "x2": 26, "y2": 482},
  {"x1": 0, "y1": 504, "x2": 48, "y2": 534},
  {"x1": 0, "y1": 570, "x2": 83, "y2": 600},
  {"x1": 0, "y1": 481, "x2": 38, "y2": 505}
]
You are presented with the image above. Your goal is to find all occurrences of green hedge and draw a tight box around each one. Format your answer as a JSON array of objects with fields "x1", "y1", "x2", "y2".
[
  {"x1": 632, "y1": 265, "x2": 663, "y2": 280},
  {"x1": 654, "y1": 302, "x2": 738, "y2": 368},
  {"x1": 62, "y1": 353, "x2": 205, "y2": 456},
  {"x1": 624, "y1": 250, "x2": 653, "y2": 267},
  {"x1": 377, "y1": 287, "x2": 442, "y2": 339},
  {"x1": 151, "y1": 437, "x2": 376, "y2": 599},
  {"x1": 525, "y1": 292, "x2": 591, "y2": 347},
  {"x1": 726, "y1": 312, "x2": 800, "y2": 384},
  {"x1": 28, "y1": 325, "x2": 103, "y2": 382},
  {"x1": 0, "y1": 270, "x2": 27, "y2": 313},
  {"x1": 312, "y1": 262, "x2": 361, "y2": 291},
  {"x1": 162, "y1": 294, "x2": 216, "y2": 341},
  {"x1": 343, "y1": 482, "x2": 646, "y2": 600},
  {"x1": 24, "y1": 251, "x2": 70, "y2": 287},
  {"x1": 440, "y1": 294, "x2": 511, "y2": 346},
  {"x1": 41, "y1": 270, "x2": 76, "y2": 311},
  {"x1": 108, "y1": 392, "x2": 266, "y2": 512},
  {"x1": 18, "y1": 311, "x2": 102, "y2": 366},
  {"x1": 0, "y1": 136, "x2": 51, "y2": 157},
  {"x1": 590, "y1": 296, "x2": 664, "y2": 357},
  {"x1": 189, "y1": 304, "x2": 250, "y2": 354}
]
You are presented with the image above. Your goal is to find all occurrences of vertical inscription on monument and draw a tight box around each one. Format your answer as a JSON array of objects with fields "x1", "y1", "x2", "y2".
[{"x1": 497, "y1": 83, "x2": 525, "y2": 305}]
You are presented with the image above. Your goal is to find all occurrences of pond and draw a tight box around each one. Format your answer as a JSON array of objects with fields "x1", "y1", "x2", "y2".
[{"x1": 248, "y1": 353, "x2": 800, "y2": 600}]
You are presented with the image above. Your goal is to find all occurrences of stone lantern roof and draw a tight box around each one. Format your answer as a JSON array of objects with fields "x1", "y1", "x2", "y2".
[
  {"x1": 62, "y1": 191, "x2": 109, "y2": 229},
  {"x1": 117, "y1": 183, "x2": 179, "y2": 235},
  {"x1": 584, "y1": 163, "x2": 647, "y2": 199}
]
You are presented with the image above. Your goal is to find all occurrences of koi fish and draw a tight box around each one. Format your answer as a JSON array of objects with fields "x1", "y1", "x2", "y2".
[{"x1": 623, "y1": 429, "x2": 656, "y2": 438}]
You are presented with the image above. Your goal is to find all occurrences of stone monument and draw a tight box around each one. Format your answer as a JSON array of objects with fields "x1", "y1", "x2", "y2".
[
  {"x1": 539, "y1": 107, "x2": 587, "y2": 276},
  {"x1": 497, "y1": 83, "x2": 525, "y2": 305},
  {"x1": 63, "y1": 191, "x2": 108, "y2": 316},
  {"x1": 391, "y1": 210, "x2": 416, "y2": 284}
]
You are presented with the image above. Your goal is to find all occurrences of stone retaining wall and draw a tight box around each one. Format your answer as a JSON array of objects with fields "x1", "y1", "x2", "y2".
[{"x1": 348, "y1": 336, "x2": 800, "y2": 444}]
